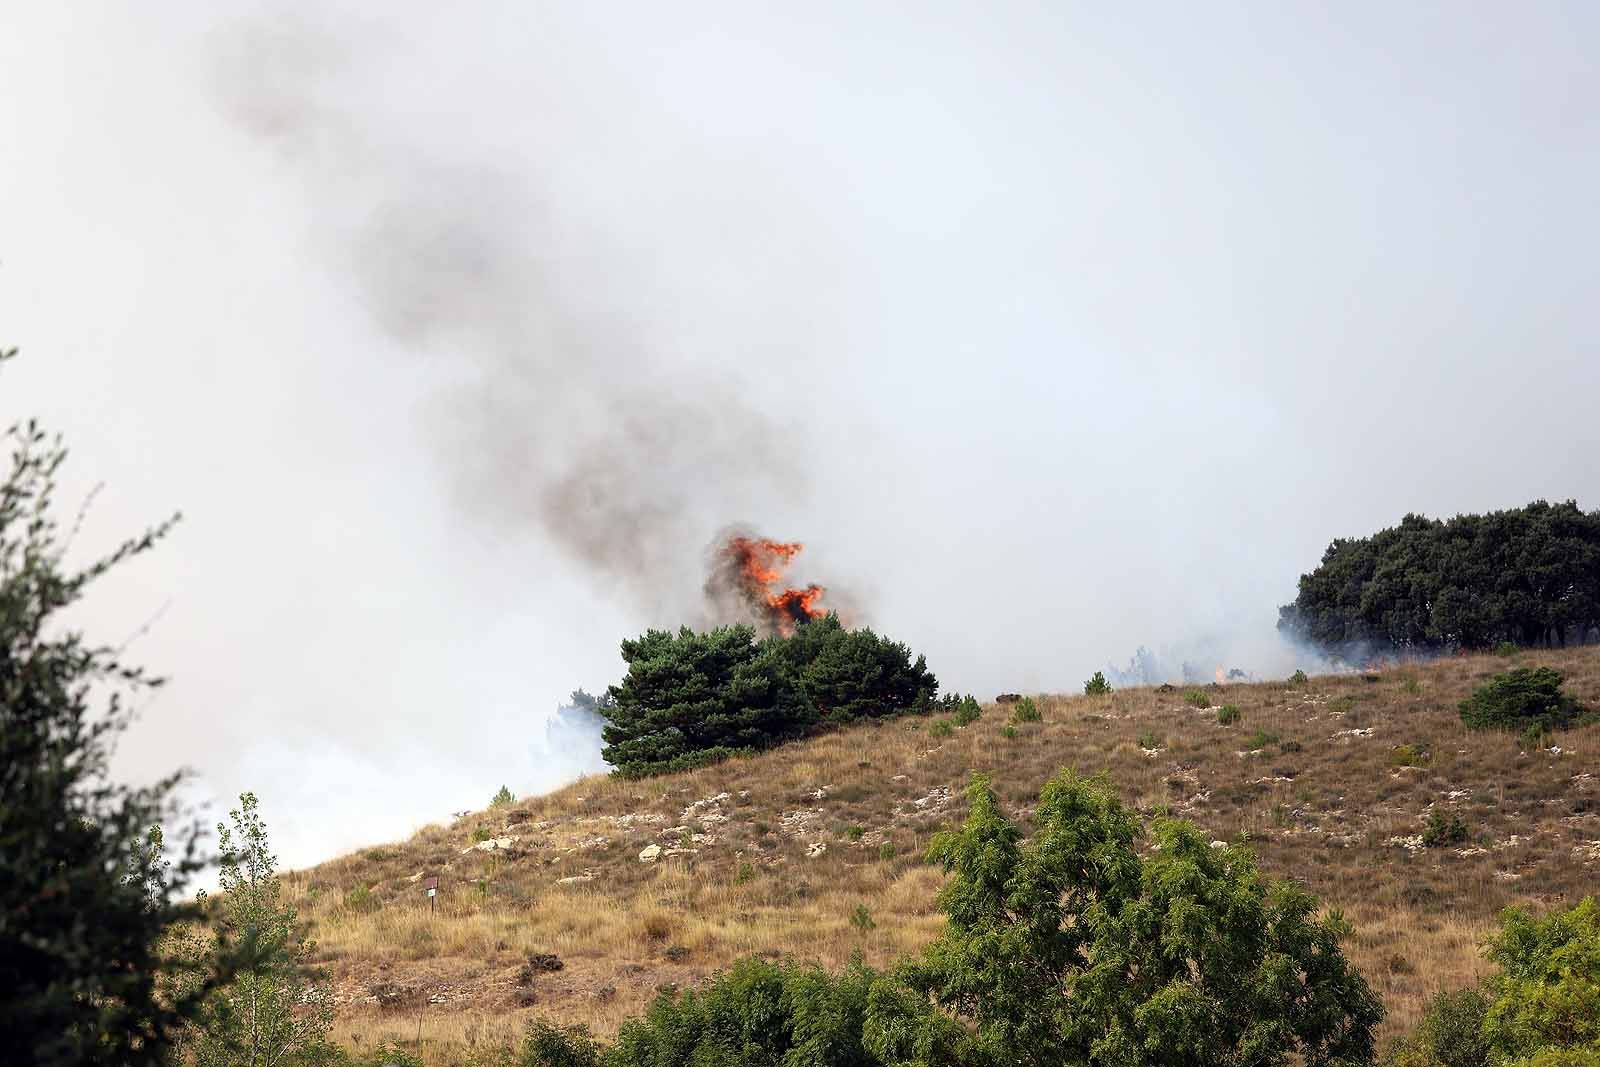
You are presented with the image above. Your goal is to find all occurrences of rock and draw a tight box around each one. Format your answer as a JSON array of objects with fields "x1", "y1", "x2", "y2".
[
  {"x1": 996, "y1": 693, "x2": 1022, "y2": 704},
  {"x1": 638, "y1": 844, "x2": 662, "y2": 862},
  {"x1": 806, "y1": 841, "x2": 827, "y2": 858},
  {"x1": 557, "y1": 872, "x2": 594, "y2": 885}
]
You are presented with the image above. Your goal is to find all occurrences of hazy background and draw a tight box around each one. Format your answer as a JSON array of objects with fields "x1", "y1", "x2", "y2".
[{"x1": 2, "y1": 2, "x2": 1596, "y2": 867}]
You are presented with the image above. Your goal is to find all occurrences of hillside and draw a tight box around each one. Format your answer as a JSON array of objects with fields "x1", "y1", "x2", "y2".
[{"x1": 286, "y1": 648, "x2": 1600, "y2": 1062}]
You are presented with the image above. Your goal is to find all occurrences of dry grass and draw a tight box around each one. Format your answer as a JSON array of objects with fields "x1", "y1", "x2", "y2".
[{"x1": 290, "y1": 647, "x2": 1600, "y2": 1063}]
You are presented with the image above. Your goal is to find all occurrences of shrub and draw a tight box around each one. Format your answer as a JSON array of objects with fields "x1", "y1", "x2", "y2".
[
  {"x1": 1389, "y1": 744, "x2": 1431, "y2": 769},
  {"x1": 1010, "y1": 696, "x2": 1042, "y2": 723},
  {"x1": 1482, "y1": 897, "x2": 1600, "y2": 1059},
  {"x1": 514, "y1": 1020, "x2": 603, "y2": 1067},
  {"x1": 471, "y1": 825, "x2": 492, "y2": 843},
  {"x1": 1289, "y1": 669, "x2": 1309, "y2": 685},
  {"x1": 844, "y1": 825, "x2": 865, "y2": 841},
  {"x1": 1083, "y1": 671, "x2": 1112, "y2": 696},
  {"x1": 928, "y1": 718, "x2": 955, "y2": 739},
  {"x1": 1137, "y1": 729, "x2": 1162, "y2": 750},
  {"x1": 1245, "y1": 728, "x2": 1278, "y2": 749},
  {"x1": 1385, "y1": 988, "x2": 1489, "y2": 1067},
  {"x1": 492, "y1": 785, "x2": 515, "y2": 807},
  {"x1": 1217, "y1": 704, "x2": 1241, "y2": 725},
  {"x1": 849, "y1": 904, "x2": 876, "y2": 933},
  {"x1": 733, "y1": 862, "x2": 754, "y2": 885},
  {"x1": 1186, "y1": 690, "x2": 1212, "y2": 708},
  {"x1": 607, "y1": 957, "x2": 885, "y2": 1066},
  {"x1": 343, "y1": 884, "x2": 380, "y2": 914},
  {"x1": 1001, "y1": 725, "x2": 1018, "y2": 740},
  {"x1": 1459, "y1": 667, "x2": 1585, "y2": 733},
  {"x1": 951, "y1": 695, "x2": 982, "y2": 727},
  {"x1": 1495, "y1": 641, "x2": 1521, "y2": 657},
  {"x1": 1422, "y1": 809, "x2": 1468, "y2": 848},
  {"x1": 877, "y1": 842, "x2": 897, "y2": 861}
]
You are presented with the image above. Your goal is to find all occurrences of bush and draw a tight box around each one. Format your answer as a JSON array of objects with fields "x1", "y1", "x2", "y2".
[
  {"x1": 514, "y1": 1021, "x2": 602, "y2": 1067},
  {"x1": 928, "y1": 719, "x2": 955, "y2": 739},
  {"x1": 1083, "y1": 671, "x2": 1112, "y2": 696},
  {"x1": 1289, "y1": 669, "x2": 1309, "y2": 685},
  {"x1": 343, "y1": 884, "x2": 380, "y2": 914},
  {"x1": 600, "y1": 616, "x2": 938, "y2": 777},
  {"x1": 1010, "y1": 696, "x2": 1042, "y2": 723},
  {"x1": 1495, "y1": 641, "x2": 1521, "y2": 657},
  {"x1": 849, "y1": 904, "x2": 876, "y2": 933},
  {"x1": 492, "y1": 785, "x2": 515, "y2": 807},
  {"x1": 1217, "y1": 704, "x2": 1241, "y2": 725},
  {"x1": 1137, "y1": 729, "x2": 1162, "y2": 750},
  {"x1": 1385, "y1": 988, "x2": 1489, "y2": 1067},
  {"x1": 1422, "y1": 809, "x2": 1468, "y2": 848},
  {"x1": 1389, "y1": 744, "x2": 1431, "y2": 769},
  {"x1": 607, "y1": 957, "x2": 886, "y2": 1066},
  {"x1": 1186, "y1": 690, "x2": 1212, "y2": 708},
  {"x1": 1459, "y1": 667, "x2": 1585, "y2": 733},
  {"x1": 951, "y1": 695, "x2": 982, "y2": 727},
  {"x1": 1001, "y1": 725, "x2": 1019, "y2": 739},
  {"x1": 877, "y1": 842, "x2": 897, "y2": 861},
  {"x1": 1245, "y1": 728, "x2": 1278, "y2": 749}
]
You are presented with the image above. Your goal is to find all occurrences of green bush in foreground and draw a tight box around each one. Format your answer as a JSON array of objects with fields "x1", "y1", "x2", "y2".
[
  {"x1": 1217, "y1": 703, "x2": 1241, "y2": 725},
  {"x1": 1459, "y1": 667, "x2": 1587, "y2": 733},
  {"x1": 1387, "y1": 897, "x2": 1600, "y2": 1067}
]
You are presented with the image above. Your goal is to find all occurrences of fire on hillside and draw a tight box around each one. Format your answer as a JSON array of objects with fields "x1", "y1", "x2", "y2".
[{"x1": 705, "y1": 532, "x2": 828, "y2": 636}]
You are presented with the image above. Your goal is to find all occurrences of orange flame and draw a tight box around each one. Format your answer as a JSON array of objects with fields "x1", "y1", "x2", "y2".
[
  {"x1": 1215, "y1": 665, "x2": 1225, "y2": 685},
  {"x1": 722, "y1": 535, "x2": 828, "y2": 635}
]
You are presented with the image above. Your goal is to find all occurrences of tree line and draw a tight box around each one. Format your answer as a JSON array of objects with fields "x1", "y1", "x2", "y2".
[{"x1": 1279, "y1": 500, "x2": 1600, "y2": 658}]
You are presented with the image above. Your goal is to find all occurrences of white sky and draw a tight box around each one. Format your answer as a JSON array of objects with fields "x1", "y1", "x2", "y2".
[{"x1": 2, "y1": 2, "x2": 1596, "y2": 867}]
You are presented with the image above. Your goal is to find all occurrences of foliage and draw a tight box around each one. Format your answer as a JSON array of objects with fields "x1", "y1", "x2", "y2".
[
  {"x1": 1009, "y1": 696, "x2": 1041, "y2": 723},
  {"x1": 928, "y1": 719, "x2": 955, "y2": 739},
  {"x1": 1245, "y1": 728, "x2": 1278, "y2": 749},
  {"x1": 951, "y1": 696, "x2": 982, "y2": 727},
  {"x1": 517, "y1": 1020, "x2": 604, "y2": 1067},
  {"x1": 605, "y1": 956, "x2": 890, "y2": 1067},
  {"x1": 180, "y1": 792, "x2": 336, "y2": 1067},
  {"x1": 1422, "y1": 810, "x2": 1468, "y2": 848},
  {"x1": 1185, "y1": 690, "x2": 1211, "y2": 708},
  {"x1": 1383, "y1": 988, "x2": 1489, "y2": 1067},
  {"x1": 1387, "y1": 898, "x2": 1600, "y2": 1067},
  {"x1": 1136, "y1": 729, "x2": 1161, "y2": 750},
  {"x1": 492, "y1": 785, "x2": 515, "y2": 807},
  {"x1": 1279, "y1": 501, "x2": 1600, "y2": 656},
  {"x1": 1083, "y1": 671, "x2": 1112, "y2": 696},
  {"x1": 869, "y1": 771, "x2": 1384, "y2": 1067},
  {"x1": 1290, "y1": 669, "x2": 1310, "y2": 685},
  {"x1": 1481, "y1": 897, "x2": 1600, "y2": 1062},
  {"x1": 1459, "y1": 668, "x2": 1586, "y2": 733},
  {"x1": 600, "y1": 616, "x2": 937, "y2": 778},
  {"x1": 850, "y1": 905, "x2": 876, "y2": 933},
  {"x1": 1389, "y1": 744, "x2": 1431, "y2": 769},
  {"x1": 0, "y1": 373, "x2": 224, "y2": 1066},
  {"x1": 1217, "y1": 703, "x2": 1241, "y2": 725}
]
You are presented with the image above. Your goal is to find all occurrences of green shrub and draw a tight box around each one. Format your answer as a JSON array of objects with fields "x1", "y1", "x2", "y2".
[
  {"x1": 343, "y1": 884, "x2": 380, "y2": 914},
  {"x1": 878, "y1": 841, "x2": 898, "y2": 861},
  {"x1": 470, "y1": 825, "x2": 492, "y2": 843},
  {"x1": 514, "y1": 1020, "x2": 603, "y2": 1067},
  {"x1": 1217, "y1": 704, "x2": 1241, "y2": 725},
  {"x1": 1422, "y1": 809, "x2": 1468, "y2": 848},
  {"x1": 1482, "y1": 897, "x2": 1600, "y2": 1059},
  {"x1": 1245, "y1": 729, "x2": 1278, "y2": 749},
  {"x1": 1389, "y1": 744, "x2": 1431, "y2": 769},
  {"x1": 1385, "y1": 988, "x2": 1490, "y2": 1067},
  {"x1": 1494, "y1": 641, "x2": 1521, "y2": 657},
  {"x1": 1459, "y1": 667, "x2": 1584, "y2": 733},
  {"x1": 1289, "y1": 669, "x2": 1309, "y2": 685},
  {"x1": 607, "y1": 957, "x2": 883, "y2": 1066},
  {"x1": 1010, "y1": 696, "x2": 1042, "y2": 723},
  {"x1": 1137, "y1": 730, "x2": 1162, "y2": 750},
  {"x1": 952, "y1": 696, "x2": 982, "y2": 727},
  {"x1": 1185, "y1": 690, "x2": 1211, "y2": 708},
  {"x1": 844, "y1": 825, "x2": 865, "y2": 841},
  {"x1": 1083, "y1": 671, "x2": 1112, "y2": 696},
  {"x1": 734, "y1": 862, "x2": 754, "y2": 885},
  {"x1": 849, "y1": 904, "x2": 876, "y2": 933},
  {"x1": 928, "y1": 719, "x2": 955, "y2": 739},
  {"x1": 1001, "y1": 725, "x2": 1019, "y2": 740},
  {"x1": 491, "y1": 785, "x2": 514, "y2": 808}
]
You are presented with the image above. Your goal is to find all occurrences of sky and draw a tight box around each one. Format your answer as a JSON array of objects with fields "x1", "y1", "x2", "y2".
[{"x1": 2, "y1": 2, "x2": 1596, "y2": 869}]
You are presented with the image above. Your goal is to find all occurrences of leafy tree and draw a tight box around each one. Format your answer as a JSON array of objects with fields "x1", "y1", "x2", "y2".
[
  {"x1": 868, "y1": 772, "x2": 1383, "y2": 1067},
  {"x1": 1384, "y1": 988, "x2": 1490, "y2": 1067},
  {"x1": 600, "y1": 616, "x2": 938, "y2": 778},
  {"x1": 1458, "y1": 668, "x2": 1587, "y2": 733},
  {"x1": 0, "y1": 356, "x2": 223, "y2": 1066},
  {"x1": 602, "y1": 625, "x2": 815, "y2": 778},
  {"x1": 1280, "y1": 502, "x2": 1600, "y2": 657},
  {"x1": 1481, "y1": 897, "x2": 1600, "y2": 1064},
  {"x1": 180, "y1": 792, "x2": 335, "y2": 1067}
]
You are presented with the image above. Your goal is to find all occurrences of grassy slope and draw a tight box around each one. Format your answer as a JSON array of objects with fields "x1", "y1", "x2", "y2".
[{"x1": 287, "y1": 648, "x2": 1600, "y2": 1062}]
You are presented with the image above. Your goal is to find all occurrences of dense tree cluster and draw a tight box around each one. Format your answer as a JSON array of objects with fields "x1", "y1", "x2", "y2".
[
  {"x1": 600, "y1": 614, "x2": 938, "y2": 778},
  {"x1": 1279, "y1": 501, "x2": 1600, "y2": 657}
]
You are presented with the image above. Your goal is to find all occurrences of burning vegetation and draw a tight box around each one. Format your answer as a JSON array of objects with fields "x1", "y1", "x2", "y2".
[{"x1": 706, "y1": 532, "x2": 829, "y2": 635}]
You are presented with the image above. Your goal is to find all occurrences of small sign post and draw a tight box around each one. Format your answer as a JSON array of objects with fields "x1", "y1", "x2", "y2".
[{"x1": 424, "y1": 876, "x2": 439, "y2": 915}]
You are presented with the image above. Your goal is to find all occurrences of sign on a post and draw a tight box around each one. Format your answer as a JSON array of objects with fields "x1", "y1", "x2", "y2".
[{"x1": 424, "y1": 876, "x2": 439, "y2": 912}]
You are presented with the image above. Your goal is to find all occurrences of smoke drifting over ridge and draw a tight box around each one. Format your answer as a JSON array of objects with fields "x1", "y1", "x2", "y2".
[{"x1": 210, "y1": 17, "x2": 812, "y2": 621}]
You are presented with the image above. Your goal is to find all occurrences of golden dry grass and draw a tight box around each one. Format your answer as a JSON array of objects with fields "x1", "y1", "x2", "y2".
[{"x1": 288, "y1": 647, "x2": 1600, "y2": 1064}]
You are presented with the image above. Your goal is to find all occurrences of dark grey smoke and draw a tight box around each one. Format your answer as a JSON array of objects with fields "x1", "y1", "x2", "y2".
[{"x1": 210, "y1": 17, "x2": 806, "y2": 619}]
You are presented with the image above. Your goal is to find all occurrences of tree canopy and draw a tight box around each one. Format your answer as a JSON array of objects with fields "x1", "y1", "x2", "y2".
[
  {"x1": 601, "y1": 614, "x2": 936, "y2": 778},
  {"x1": 1279, "y1": 501, "x2": 1600, "y2": 658}
]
